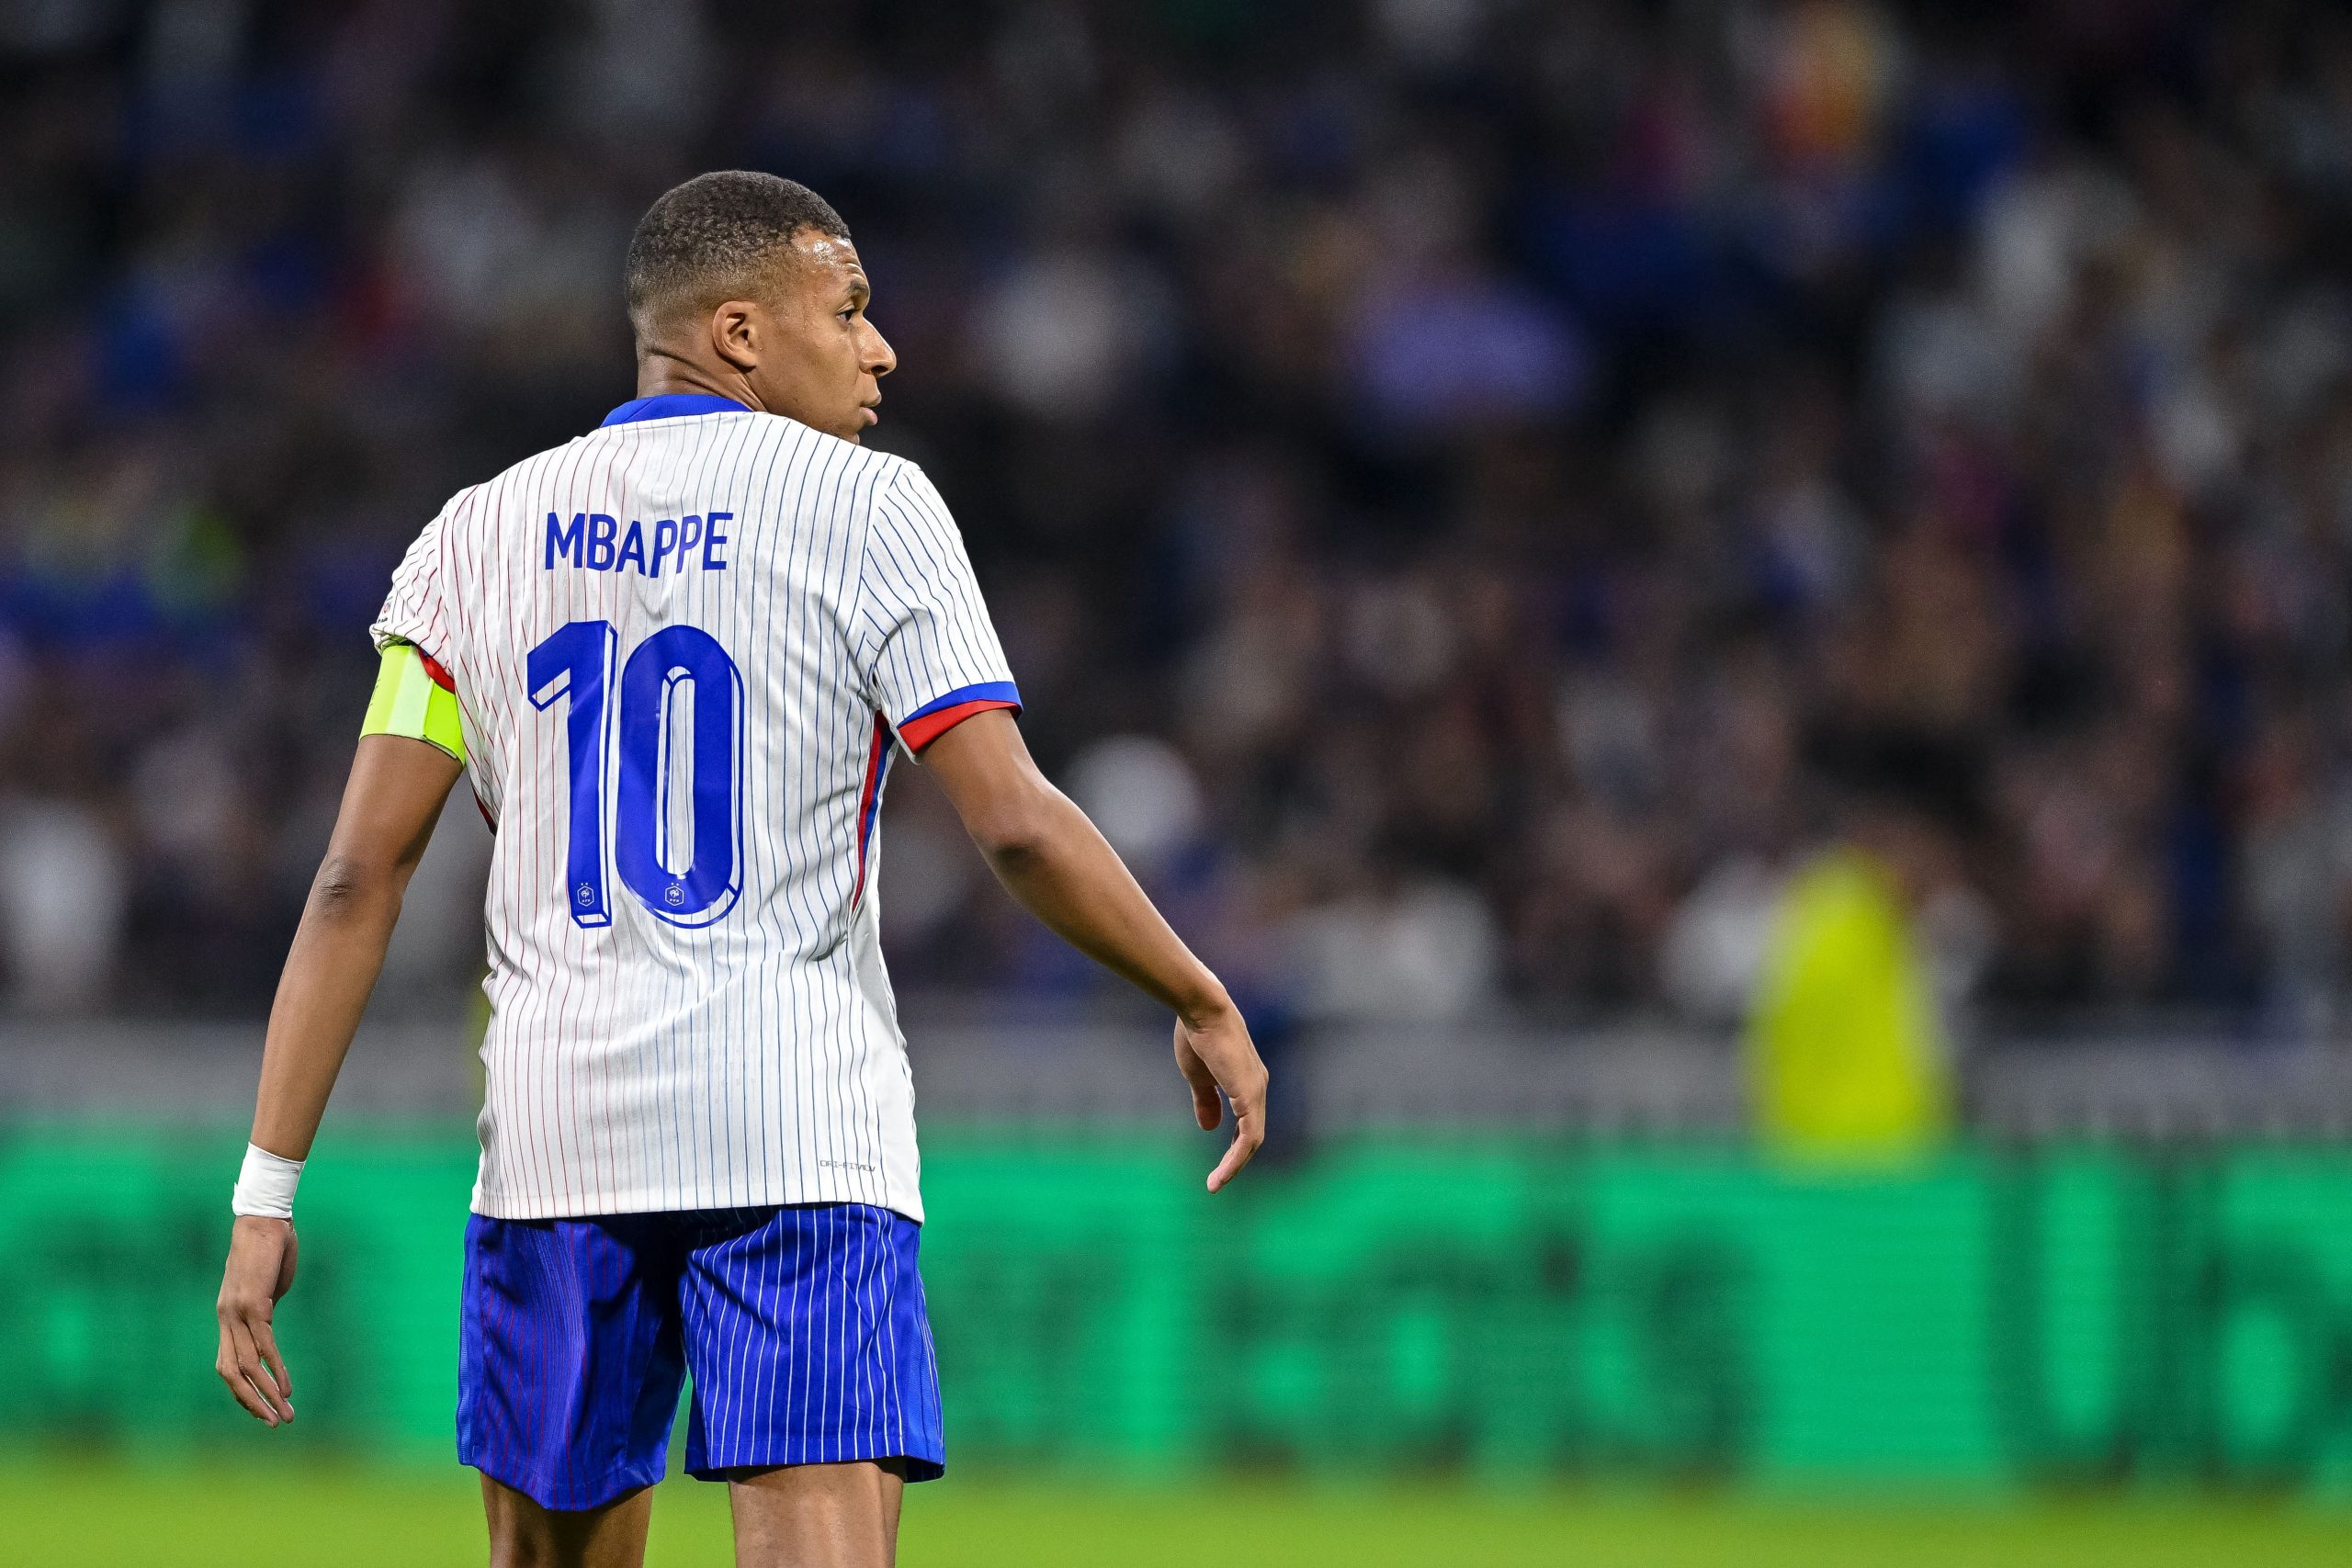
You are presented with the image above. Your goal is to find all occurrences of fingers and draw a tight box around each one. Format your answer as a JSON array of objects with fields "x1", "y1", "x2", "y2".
[
  {"x1": 254, "y1": 1318, "x2": 295, "y2": 1408},
  {"x1": 1172, "y1": 1027, "x2": 1222, "y2": 1131},
  {"x1": 1175, "y1": 1011, "x2": 1269, "y2": 1191},
  {"x1": 215, "y1": 1318, "x2": 269, "y2": 1421},
  {"x1": 1205, "y1": 1080, "x2": 1265, "y2": 1193},
  {"x1": 217, "y1": 1322, "x2": 275, "y2": 1423},
  {"x1": 216, "y1": 1313, "x2": 294, "y2": 1426}
]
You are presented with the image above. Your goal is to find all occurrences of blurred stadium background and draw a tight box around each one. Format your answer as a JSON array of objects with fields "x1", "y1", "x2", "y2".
[{"x1": 8, "y1": 0, "x2": 2352, "y2": 1562}]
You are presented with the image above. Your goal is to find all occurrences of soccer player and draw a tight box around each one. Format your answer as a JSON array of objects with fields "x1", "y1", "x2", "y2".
[{"x1": 212, "y1": 172, "x2": 1267, "y2": 1568}]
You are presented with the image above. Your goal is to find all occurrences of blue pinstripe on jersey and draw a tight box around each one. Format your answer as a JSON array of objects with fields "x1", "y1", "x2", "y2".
[
  {"x1": 371, "y1": 402, "x2": 1018, "y2": 1222},
  {"x1": 457, "y1": 1203, "x2": 943, "y2": 1512},
  {"x1": 380, "y1": 401, "x2": 990, "y2": 1507}
]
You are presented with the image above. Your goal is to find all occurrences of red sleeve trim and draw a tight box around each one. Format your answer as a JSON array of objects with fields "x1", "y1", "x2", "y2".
[
  {"x1": 898, "y1": 698, "x2": 1019, "y2": 753},
  {"x1": 418, "y1": 650, "x2": 457, "y2": 692}
]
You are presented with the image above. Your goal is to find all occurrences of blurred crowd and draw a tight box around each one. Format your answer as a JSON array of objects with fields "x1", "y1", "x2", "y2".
[{"x1": 6, "y1": 0, "x2": 2352, "y2": 1034}]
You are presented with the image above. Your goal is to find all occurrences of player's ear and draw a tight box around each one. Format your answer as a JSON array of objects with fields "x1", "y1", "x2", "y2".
[{"x1": 710, "y1": 299, "x2": 761, "y2": 374}]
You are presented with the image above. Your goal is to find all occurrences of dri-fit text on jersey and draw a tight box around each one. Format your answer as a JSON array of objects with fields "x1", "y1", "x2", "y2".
[{"x1": 544, "y1": 511, "x2": 732, "y2": 575}]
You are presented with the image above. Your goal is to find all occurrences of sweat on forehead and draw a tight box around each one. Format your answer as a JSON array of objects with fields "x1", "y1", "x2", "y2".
[{"x1": 624, "y1": 170, "x2": 851, "y2": 321}]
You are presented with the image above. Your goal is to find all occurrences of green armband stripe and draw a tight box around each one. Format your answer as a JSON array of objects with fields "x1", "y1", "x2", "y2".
[{"x1": 362, "y1": 643, "x2": 467, "y2": 764}]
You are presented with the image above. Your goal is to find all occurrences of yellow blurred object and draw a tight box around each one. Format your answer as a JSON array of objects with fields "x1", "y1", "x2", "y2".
[{"x1": 1747, "y1": 847, "x2": 1951, "y2": 1161}]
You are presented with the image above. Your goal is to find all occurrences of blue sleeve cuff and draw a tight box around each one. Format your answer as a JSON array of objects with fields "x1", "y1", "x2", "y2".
[{"x1": 897, "y1": 681, "x2": 1023, "y2": 750}]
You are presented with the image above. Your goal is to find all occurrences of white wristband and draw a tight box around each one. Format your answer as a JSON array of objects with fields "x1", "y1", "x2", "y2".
[{"x1": 231, "y1": 1143, "x2": 304, "y2": 1220}]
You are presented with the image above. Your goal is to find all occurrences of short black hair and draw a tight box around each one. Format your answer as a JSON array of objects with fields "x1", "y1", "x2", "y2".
[{"x1": 624, "y1": 171, "x2": 850, "y2": 328}]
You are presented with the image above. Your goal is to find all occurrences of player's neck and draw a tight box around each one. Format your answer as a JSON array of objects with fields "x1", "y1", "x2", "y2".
[
  {"x1": 634, "y1": 375, "x2": 758, "y2": 412},
  {"x1": 634, "y1": 351, "x2": 761, "y2": 413}
]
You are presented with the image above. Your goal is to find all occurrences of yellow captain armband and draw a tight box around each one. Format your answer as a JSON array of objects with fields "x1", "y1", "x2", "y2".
[{"x1": 362, "y1": 641, "x2": 467, "y2": 764}]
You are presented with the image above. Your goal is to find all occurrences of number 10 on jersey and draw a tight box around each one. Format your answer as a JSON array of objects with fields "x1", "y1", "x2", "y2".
[{"x1": 527, "y1": 620, "x2": 745, "y2": 929}]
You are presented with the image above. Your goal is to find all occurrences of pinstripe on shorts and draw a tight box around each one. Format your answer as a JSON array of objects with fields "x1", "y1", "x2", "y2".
[{"x1": 456, "y1": 1202, "x2": 944, "y2": 1511}]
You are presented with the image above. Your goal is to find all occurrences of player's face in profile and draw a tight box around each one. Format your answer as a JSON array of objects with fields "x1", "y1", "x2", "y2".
[{"x1": 746, "y1": 231, "x2": 896, "y2": 444}]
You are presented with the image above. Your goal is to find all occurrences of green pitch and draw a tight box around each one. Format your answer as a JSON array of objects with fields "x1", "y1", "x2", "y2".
[{"x1": 8, "y1": 1462, "x2": 2350, "y2": 1567}]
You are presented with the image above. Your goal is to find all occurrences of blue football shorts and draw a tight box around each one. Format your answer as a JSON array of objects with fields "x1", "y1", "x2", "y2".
[{"x1": 456, "y1": 1202, "x2": 944, "y2": 1511}]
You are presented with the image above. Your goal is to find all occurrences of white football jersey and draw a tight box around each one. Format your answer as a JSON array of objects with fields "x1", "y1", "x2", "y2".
[{"x1": 371, "y1": 394, "x2": 1019, "y2": 1222}]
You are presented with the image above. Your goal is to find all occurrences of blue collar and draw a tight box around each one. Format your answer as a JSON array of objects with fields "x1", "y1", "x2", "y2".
[{"x1": 601, "y1": 393, "x2": 752, "y2": 426}]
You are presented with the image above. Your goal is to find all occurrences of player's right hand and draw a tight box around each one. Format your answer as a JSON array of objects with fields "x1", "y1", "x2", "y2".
[
  {"x1": 215, "y1": 1215, "x2": 299, "y2": 1427},
  {"x1": 1174, "y1": 1001, "x2": 1268, "y2": 1193}
]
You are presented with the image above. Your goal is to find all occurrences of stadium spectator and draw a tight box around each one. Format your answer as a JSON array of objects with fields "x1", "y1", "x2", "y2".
[{"x1": 2, "y1": 2, "x2": 2350, "y2": 1040}]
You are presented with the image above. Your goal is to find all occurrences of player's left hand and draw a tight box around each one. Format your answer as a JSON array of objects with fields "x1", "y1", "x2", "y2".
[
  {"x1": 215, "y1": 1215, "x2": 300, "y2": 1427},
  {"x1": 1174, "y1": 1000, "x2": 1268, "y2": 1192}
]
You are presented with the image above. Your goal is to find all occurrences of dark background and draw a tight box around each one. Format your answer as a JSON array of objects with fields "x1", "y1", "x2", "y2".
[{"x1": 5, "y1": 0, "x2": 2352, "y2": 1041}]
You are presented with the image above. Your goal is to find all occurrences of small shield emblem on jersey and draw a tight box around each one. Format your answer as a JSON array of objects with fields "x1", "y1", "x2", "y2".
[
  {"x1": 576, "y1": 884, "x2": 594, "y2": 906},
  {"x1": 665, "y1": 883, "x2": 684, "y2": 906}
]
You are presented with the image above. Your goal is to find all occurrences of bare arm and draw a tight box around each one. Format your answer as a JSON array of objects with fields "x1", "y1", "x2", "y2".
[
  {"x1": 215, "y1": 733, "x2": 461, "y2": 1426},
  {"x1": 917, "y1": 710, "x2": 1267, "y2": 1190},
  {"x1": 253, "y1": 734, "x2": 463, "y2": 1155}
]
